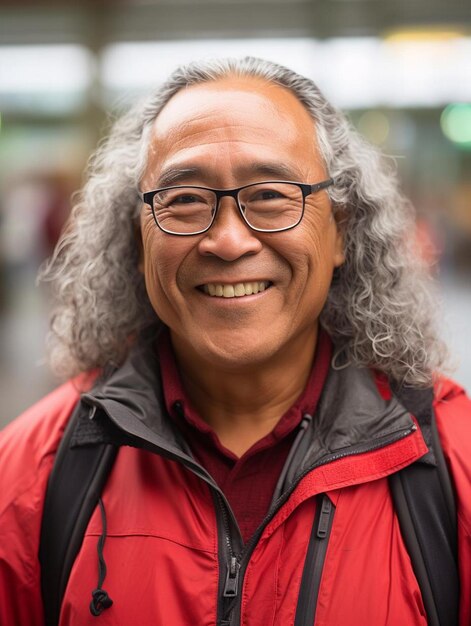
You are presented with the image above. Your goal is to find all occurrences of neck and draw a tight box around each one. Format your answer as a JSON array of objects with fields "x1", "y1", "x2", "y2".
[{"x1": 171, "y1": 326, "x2": 319, "y2": 457}]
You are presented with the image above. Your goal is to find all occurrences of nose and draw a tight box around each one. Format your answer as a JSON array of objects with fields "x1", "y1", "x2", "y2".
[{"x1": 197, "y1": 197, "x2": 263, "y2": 261}]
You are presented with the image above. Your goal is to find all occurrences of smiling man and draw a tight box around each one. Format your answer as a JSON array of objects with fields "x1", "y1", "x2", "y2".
[
  {"x1": 1, "y1": 58, "x2": 470, "y2": 626},
  {"x1": 140, "y1": 77, "x2": 344, "y2": 456}
]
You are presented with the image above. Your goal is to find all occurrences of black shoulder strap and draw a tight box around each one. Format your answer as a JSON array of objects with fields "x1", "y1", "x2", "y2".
[
  {"x1": 389, "y1": 389, "x2": 459, "y2": 626},
  {"x1": 39, "y1": 403, "x2": 118, "y2": 626}
]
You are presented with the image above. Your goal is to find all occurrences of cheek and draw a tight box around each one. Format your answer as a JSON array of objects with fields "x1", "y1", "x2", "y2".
[
  {"x1": 140, "y1": 219, "x2": 173, "y2": 306},
  {"x1": 291, "y1": 212, "x2": 336, "y2": 273},
  {"x1": 284, "y1": 214, "x2": 339, "y2": 305},
  {"x1": 140, "y1": 216, "x2": 195, "y2": 310}
]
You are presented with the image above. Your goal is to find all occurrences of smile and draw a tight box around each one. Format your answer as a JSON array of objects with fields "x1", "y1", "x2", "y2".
[{"x1": 199, "y1": 281, "x2": 272, "y2": 298}]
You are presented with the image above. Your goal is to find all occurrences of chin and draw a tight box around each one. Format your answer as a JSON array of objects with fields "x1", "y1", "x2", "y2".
[{"x1": 193, "y1": 330, "x2": 282, "y2": 371}]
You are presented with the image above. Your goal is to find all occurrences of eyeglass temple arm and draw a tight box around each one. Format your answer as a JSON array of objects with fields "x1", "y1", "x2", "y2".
[{"x1": 311, "y1": 178, "x2": 335, "y2": 193}]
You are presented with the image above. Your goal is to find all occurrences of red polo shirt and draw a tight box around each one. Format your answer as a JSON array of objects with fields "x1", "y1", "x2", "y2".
[{"x1": 158, "y1": 329, "x2": 332, "y2": 543}]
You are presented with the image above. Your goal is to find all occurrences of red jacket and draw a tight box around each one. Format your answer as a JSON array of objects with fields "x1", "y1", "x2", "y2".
[{"x1": 1, "y1": 343, "x2": 471, "y2": 626}]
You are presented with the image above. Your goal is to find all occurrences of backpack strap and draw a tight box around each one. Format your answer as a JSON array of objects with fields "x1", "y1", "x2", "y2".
[
  {"x1": 389, "y1": 388, "x2": 459, "y2": 626},
  {"x1": 39, "y1": 403, "x2": 118, "y2": 626}
]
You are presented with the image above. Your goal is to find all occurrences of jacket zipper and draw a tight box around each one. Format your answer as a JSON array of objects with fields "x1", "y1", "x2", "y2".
[
  {"x1": 293, "y1": 494, "x2": 335, "y2": 626},
  {"x1": 215, "y1": 424, "x2": 417, "y2": 626},
  {"x1": 89, "y1": 400, "x2": 417, "y2": 626},
  {"x1": 214, "y1": 492, "x2": 242, "y2": 625}
]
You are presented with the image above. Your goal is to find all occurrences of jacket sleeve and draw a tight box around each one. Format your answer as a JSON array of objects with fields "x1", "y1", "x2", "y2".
[
  {"x1": 0, "y1": 381, "x2": 81, "y2": 626},
  {"x1": 434, "y1": 379, "x2": 471, "y2": 626}
]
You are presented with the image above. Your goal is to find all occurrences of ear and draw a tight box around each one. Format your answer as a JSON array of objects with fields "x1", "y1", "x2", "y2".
[
  {"x1": 332, "y1": 208, "x2": 346, "y2": 268},
  {"x1": 134, "y1": 219, "x2": 145, "y2": 274}
]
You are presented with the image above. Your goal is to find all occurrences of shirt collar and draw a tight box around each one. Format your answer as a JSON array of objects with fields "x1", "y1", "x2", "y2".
[{"x1": 158, "y1": 327, "x2": 332, "y2": 443}]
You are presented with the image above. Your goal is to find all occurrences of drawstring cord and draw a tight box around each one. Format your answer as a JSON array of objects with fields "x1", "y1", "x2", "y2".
[
  {"x1": 89, "y1": 498, "x2": 114, "y2": 617},
  {"x1": 270, "y1": 413, "x2": 313, "y2": 507}
]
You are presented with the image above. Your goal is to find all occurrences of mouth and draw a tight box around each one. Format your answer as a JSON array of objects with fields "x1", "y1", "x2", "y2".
[{"x1": 197, "y1": 280, "x2": 272, "y2": 298}]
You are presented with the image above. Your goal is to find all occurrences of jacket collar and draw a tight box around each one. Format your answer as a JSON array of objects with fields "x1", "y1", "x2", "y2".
[{"x1": 71, "y1": 332, "x2": 433, "y2": 487}]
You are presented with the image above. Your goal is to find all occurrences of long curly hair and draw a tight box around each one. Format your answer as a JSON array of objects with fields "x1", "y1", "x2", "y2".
[{"x1": 39, "y1": 56, "x2": 448, "y2": 386}]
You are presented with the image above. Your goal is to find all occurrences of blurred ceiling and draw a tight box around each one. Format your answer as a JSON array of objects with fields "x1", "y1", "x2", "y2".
[{"x1": 1, "y1": 0, "x2": 470, "y2": 46}]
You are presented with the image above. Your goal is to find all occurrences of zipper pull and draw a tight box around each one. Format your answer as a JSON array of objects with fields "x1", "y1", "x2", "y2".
[
  {"x1": 223, "y1": 556, "x2": 240, "y2": 597},
  {"x1": 317, "y1": 496, "x2": 332, "y2": 539}
]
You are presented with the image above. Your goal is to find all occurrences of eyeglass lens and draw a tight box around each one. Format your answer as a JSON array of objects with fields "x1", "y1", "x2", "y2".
[{"x1": 153, "y1": 183, "x2": 304, "y2": 234}]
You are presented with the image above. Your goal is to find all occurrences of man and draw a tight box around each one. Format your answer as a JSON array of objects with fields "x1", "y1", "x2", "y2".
[{"x1": 0, "y1": 57, "x2": 470, "y2": 625}]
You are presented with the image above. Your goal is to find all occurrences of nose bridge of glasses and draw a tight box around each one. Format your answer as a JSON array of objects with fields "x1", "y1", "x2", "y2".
[
  {"x1": 215, "y1": 187, "x2": 241, "y2": 206},
  {"x1": 213, "y1": 188, "x2": 246, "y2": 221}
]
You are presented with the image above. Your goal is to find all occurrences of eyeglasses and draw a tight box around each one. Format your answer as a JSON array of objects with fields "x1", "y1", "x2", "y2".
[{"x1": 141, "y1": 178, "x2": 335, "y2": 236}]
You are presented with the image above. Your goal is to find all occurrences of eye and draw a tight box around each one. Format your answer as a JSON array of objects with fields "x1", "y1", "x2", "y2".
[
  {"x1": 171, "y1": 193, "x2": 203, "y2": 205},
  {"x1": 155, "y1": 189, "x2": 210, "y2": 209},
  {"x1": 251, "y1": 188, "x2": 285, "y2": 201}
]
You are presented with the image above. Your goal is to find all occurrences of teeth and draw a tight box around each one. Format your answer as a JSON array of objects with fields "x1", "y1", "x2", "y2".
[{"x1": 202, "y1": 281, "x2": 270, "y2": 298}]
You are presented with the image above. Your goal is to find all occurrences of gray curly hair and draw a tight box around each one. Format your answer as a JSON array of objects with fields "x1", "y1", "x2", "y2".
[{"x1": 40, "y1": 56, "x2": 448, "y2": 386}]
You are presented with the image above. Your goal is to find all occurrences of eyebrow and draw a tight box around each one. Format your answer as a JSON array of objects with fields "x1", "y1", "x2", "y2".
[
  {"x1": 155, "y1": 162, "x2": 303, "y2": 188},
  {"x1": 156, "y1": 167, "x2": 202, "y2": 187}
]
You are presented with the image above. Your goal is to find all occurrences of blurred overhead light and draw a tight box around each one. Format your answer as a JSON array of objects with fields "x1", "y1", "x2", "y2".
[
  {"x1": 100, "y1": 36, "x2": 471, "y2": 110},
  {"x1": 316, "y1": 37, "x2": 381, "y2": 109},
  {"x1": 0, "y1": 45, "x2": 93, "y2": 92},
  {"x1": 0, "y1": 45, "x2": 94, "y2": 114},
  {"x1": 101, "y1": 38, "x2": 316, "y2": 94},
  {"x1": 380, "y1": 37, "x2": 471, "y2": 107},
  {"x1": 2, "y1": 37, "x2": 471, "y2": 113},
  {"x1": 384, "y1": 28, "x2": 466, "y2": 43}
]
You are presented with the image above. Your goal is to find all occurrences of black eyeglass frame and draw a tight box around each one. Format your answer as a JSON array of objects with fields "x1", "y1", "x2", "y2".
[{"x1": 140, "y1": 178, "x2": 335, "y2": 236}]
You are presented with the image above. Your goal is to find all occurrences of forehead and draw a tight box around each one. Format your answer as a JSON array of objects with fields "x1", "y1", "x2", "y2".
[
  {"x1": 155, "y1": 76, "x2": 313, "y2": 130},
  {"x1": 142, "y1": 76, "x2": 322, "y2": 187}
]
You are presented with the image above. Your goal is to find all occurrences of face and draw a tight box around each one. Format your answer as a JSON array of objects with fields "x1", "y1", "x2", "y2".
[{"x1": 140, "y1": 76, "x2": 344, "y2": 370}]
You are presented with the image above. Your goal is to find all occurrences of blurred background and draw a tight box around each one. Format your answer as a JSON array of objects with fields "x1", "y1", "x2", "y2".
[{"x1": 1, "y1": 0, "x2": 470, "y2": 428}]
